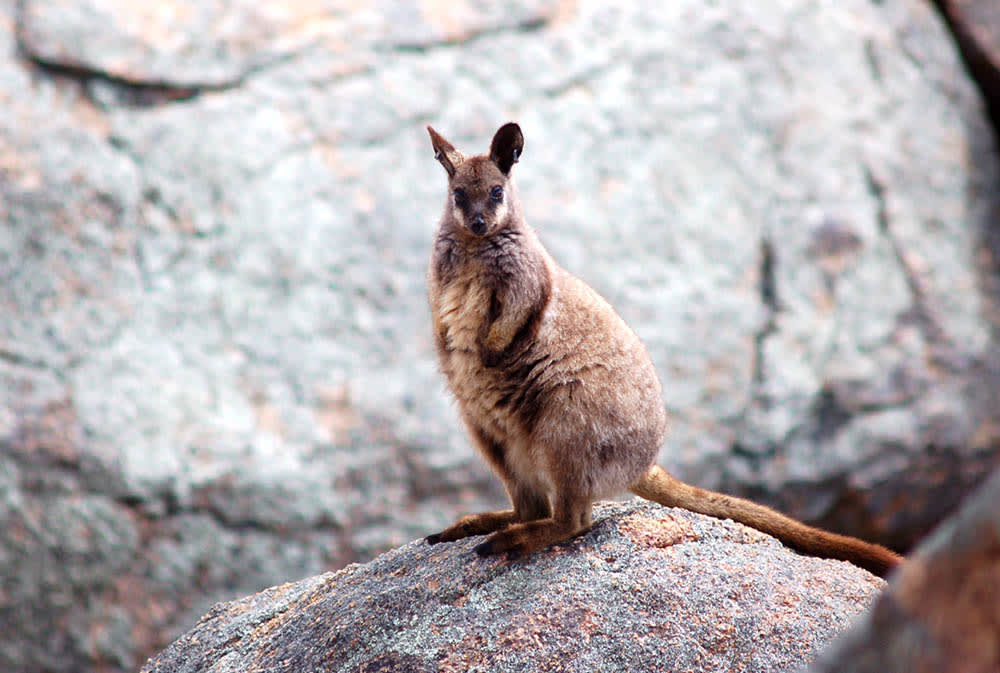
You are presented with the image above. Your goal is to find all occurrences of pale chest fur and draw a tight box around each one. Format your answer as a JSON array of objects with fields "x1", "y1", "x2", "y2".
[
  {"x1": 433, "y1": 275, "x2": 490, "y2": 353},
  {"x1": 431, "y1": 272, "x2": 539, "y2": 451}
]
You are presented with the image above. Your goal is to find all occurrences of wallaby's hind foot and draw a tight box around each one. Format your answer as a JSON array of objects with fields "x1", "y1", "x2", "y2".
[
  {"x1": 425, "y1": 510, "x2": 517, "y2": 545},
  {"x1": 473, "y1": 518, "x2": 587, "y2": 557},
  {"x1": 473, "y1": 499, "x2": 593, "y2": 556}
]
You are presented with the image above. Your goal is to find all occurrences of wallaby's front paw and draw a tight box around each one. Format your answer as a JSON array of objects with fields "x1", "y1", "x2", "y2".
[{"x1": 426, "y1": 510, "x2": 517, "y2": 546}]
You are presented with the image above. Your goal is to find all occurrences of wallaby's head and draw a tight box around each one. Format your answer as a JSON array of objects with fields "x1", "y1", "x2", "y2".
[{"x1": 427, "y1": 123, "x2": 524, "y2": 236}]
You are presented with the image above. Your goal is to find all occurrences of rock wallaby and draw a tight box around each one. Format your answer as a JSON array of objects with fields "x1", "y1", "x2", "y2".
[{"x1": 424, "y1": 122, "x2": 902, "y2": 577}]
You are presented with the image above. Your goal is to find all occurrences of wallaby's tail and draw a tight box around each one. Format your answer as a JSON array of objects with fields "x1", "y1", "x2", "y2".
[{"x1": 630, "y1": 465, "x2": 902, "y2": 578}]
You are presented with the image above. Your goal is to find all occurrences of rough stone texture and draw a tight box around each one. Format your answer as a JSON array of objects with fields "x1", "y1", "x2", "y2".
[
  {"x1": 140, "y1": 501, "x2": 886, "y2": 673},
  {"x1": 2, "y1": 0, "x2": 1000, "y2": 672},
  {"x1": 16, "y1": 0, "x2": 561, "y2": 88},
  {"x1": 936, "y1": 0, "x2": 1000, "y2": 129},
  {"x1": 808, "y1": 467, "x2": 1000, "y2": 673}
]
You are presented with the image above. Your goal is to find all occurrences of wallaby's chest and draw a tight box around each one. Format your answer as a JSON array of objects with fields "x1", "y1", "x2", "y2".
[
  {"x1": 431, "y1": 270, "x2": 527, "y2": 435},
  {"x1": 433, "y1": 274, "x2": 492, "y2": 353}
]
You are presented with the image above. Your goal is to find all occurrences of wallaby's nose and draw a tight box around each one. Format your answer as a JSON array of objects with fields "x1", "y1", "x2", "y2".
[{"x1": 469, "y1": 214, "x2": 487, "y2": 235}]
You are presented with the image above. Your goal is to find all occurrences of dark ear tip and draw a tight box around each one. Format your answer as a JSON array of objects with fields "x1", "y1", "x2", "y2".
[
  {"x1": 490, "y1": 123, "x2": 524, "y2": 174},
  {"x1": 498, "y1": 123, "x2": 523, "y2": 147}
]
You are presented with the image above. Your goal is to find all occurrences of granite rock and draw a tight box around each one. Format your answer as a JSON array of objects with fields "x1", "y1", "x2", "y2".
[
  {"x1": 140, "y1": 501, "x2": 887, "y2": 673},
  {"x1": 2, "y1": 0, "x2": 999, "y2": 671}
]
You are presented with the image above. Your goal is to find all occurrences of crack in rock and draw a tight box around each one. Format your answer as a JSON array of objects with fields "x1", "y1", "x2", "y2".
[
  {"x1": 386, "y1": 14, "x2": 551, "y2": 53},
  {"x1": 863, "y1": 164, "x2": 949, "y2": 348},
  {"x1": 750, "y1": 239, "x2": 778, "y2": 401},
  {"x1": 0, "y1": 347, "x2": 50, "y2": 370},
  {"x1": 20, "y1": 54, "x2": 207, "y2": 107}
]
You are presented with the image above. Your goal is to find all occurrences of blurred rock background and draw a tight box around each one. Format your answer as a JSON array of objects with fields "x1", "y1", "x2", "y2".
[{"x1": 0, "y1": 1, "x2": 998, "y2": 672}]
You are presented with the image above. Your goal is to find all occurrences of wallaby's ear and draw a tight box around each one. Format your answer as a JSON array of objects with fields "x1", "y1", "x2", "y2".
[
  {"x1": 427, "y1": 126, "x2": 463, "y2": 177},
  {"x1": 489, "y1": 122, "x2": 523, "y2": 175}
]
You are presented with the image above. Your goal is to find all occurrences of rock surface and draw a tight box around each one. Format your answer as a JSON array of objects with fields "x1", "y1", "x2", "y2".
[
  {"x1": 140, "y1": 501, "x2": 886, "y2": 673},
  {"x1": 2, "y1": 0, "x2": 999, "y2": 672},
  {"x1": 807, "y1": 467, "x2": 1000, "y2": 673}
]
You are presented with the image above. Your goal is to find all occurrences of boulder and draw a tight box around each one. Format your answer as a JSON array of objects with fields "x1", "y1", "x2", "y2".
[
  {"x1": 140, "y1": 501, "x2": 886, "y2": 673},
  {"x1": 2, "y1": 0, "x2": 999, "y2": 671},
  {"x1": 807, "y1": 467, "x2": 1000, "y2": 673}
]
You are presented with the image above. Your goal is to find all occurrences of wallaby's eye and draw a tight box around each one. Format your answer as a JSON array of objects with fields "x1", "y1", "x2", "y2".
[
  {"x1": 490, "y1": 186, "x2": 504, "y2": 203},
  {"x1": 453, "y1": 188, "x2": 466, "y2": 205}
]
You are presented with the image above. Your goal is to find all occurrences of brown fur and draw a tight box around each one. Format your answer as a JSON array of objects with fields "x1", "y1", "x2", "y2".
[{"x1": 424, "y1": 123, "x2": 902, "y2": 578}]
